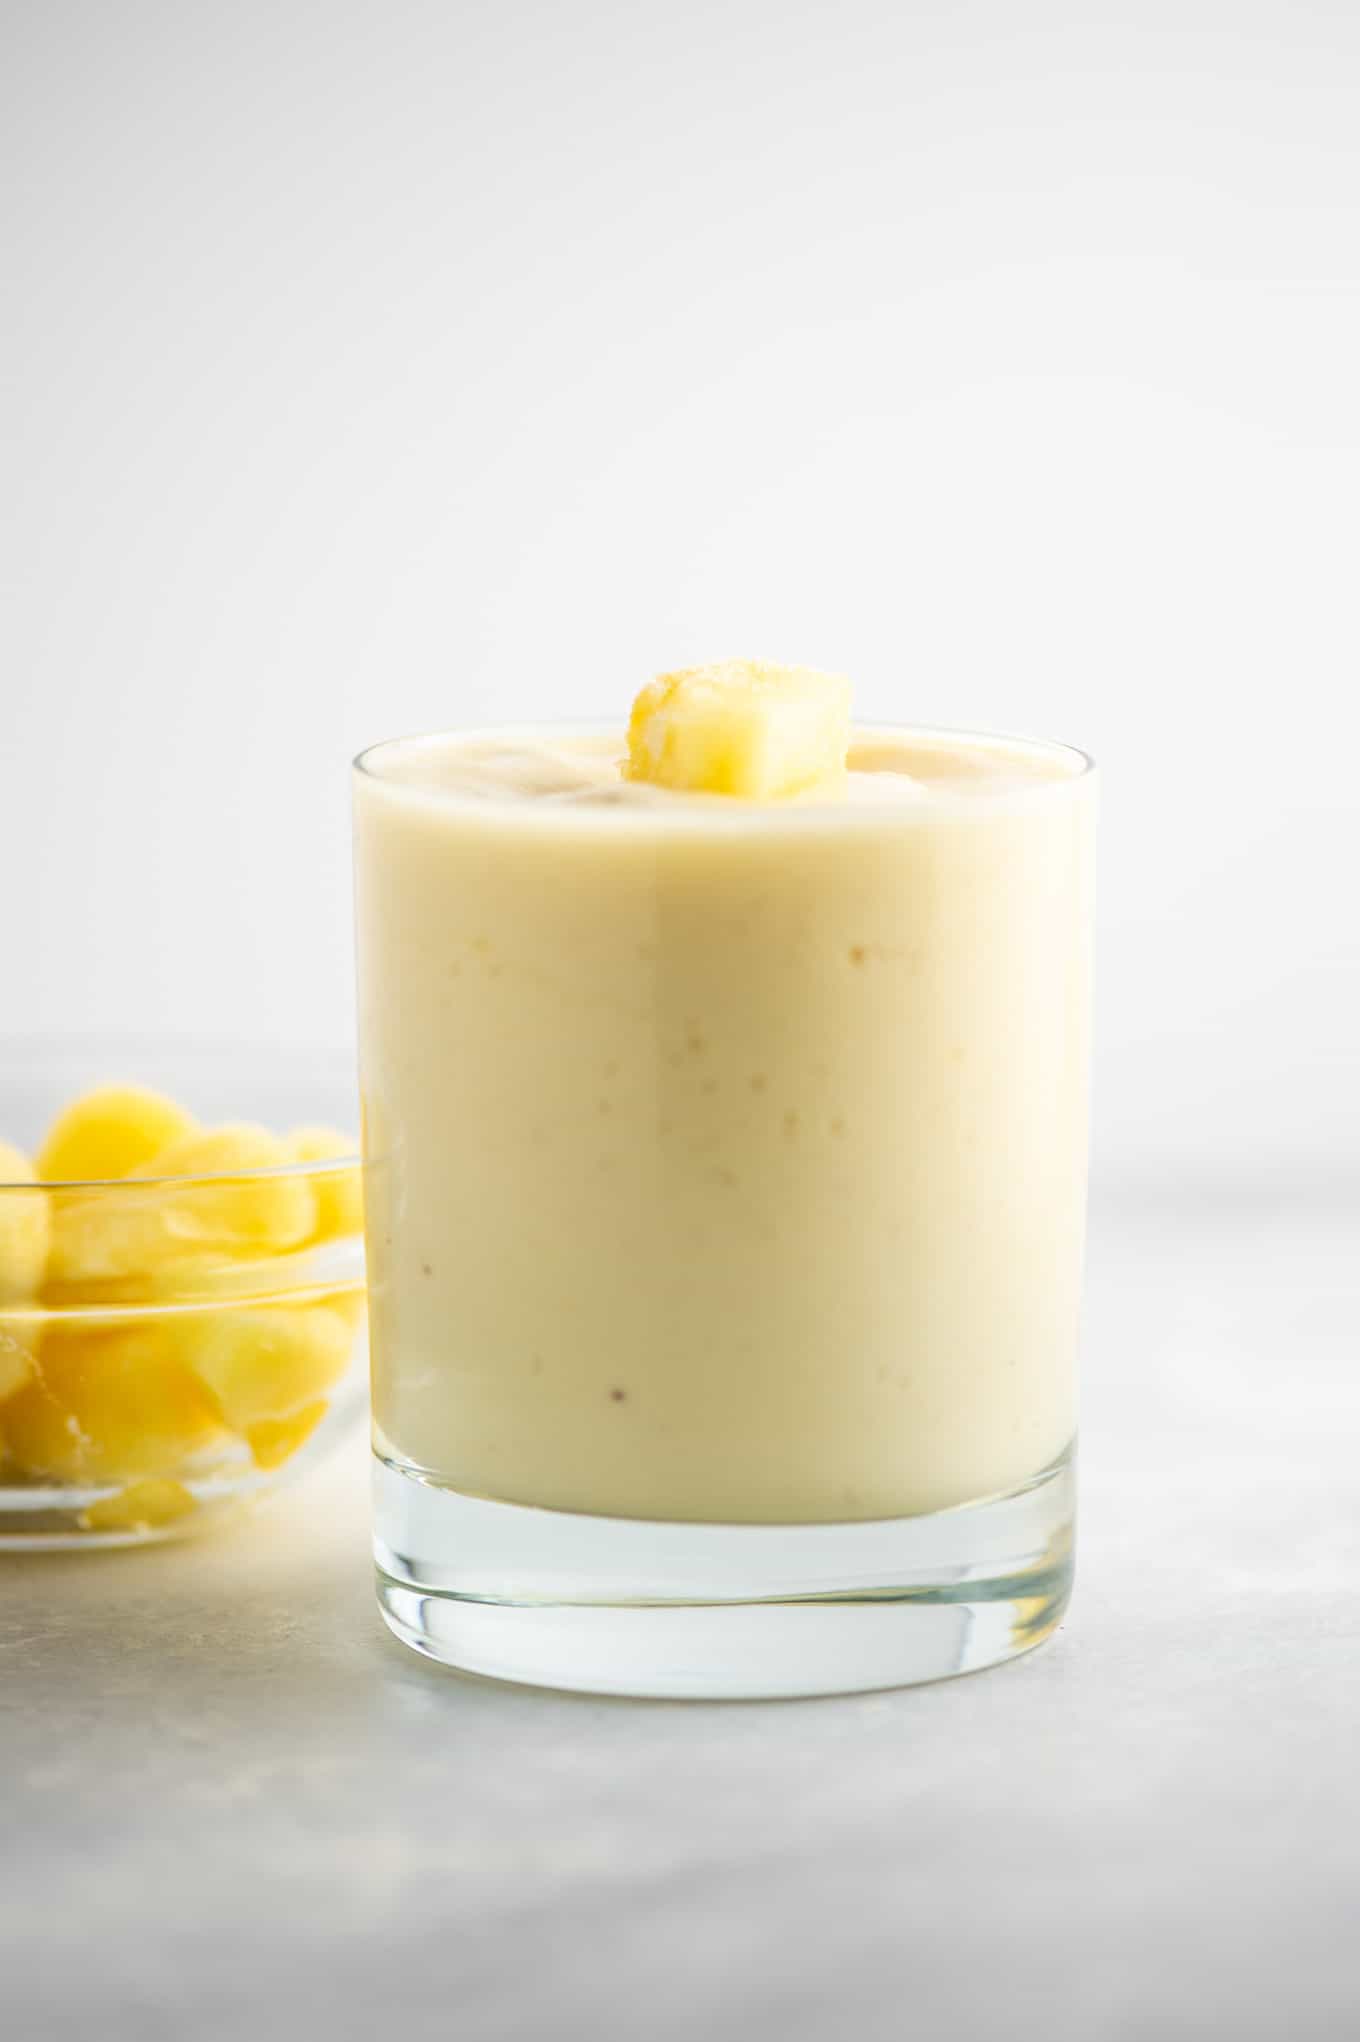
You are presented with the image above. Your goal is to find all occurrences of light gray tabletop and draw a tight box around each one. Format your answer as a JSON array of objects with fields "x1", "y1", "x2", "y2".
[{"x1": 3, "y1": 1193, "x2": 1357, "y2": 2042}]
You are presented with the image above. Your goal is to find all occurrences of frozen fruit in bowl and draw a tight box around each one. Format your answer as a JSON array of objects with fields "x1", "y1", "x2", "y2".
[{"x1": 0, "y1": 1074, "x2": 369, "y2": 1547}]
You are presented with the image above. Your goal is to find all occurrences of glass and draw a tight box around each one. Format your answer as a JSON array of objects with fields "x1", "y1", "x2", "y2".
[
  {"x1": 354, "y1": 725, "x2": 1096, "y2": 1696},
  {"x1": 0, "y1": 1046, "x2": 367, "y2": 1547}
]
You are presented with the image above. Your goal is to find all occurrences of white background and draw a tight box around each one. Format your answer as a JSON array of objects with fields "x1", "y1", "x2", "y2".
[{"x1": 5, "y1": 0, "x2": 1357, "y2": 1189}]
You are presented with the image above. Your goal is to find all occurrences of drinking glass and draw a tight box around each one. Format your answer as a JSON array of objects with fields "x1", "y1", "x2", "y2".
[{"x1": 355, "y1": 725, "x2": 1095, "y2": 1696}]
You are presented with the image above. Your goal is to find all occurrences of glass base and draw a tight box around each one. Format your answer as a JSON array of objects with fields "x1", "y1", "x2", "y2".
[{"x1": 373, "y1": 1446, "x2": 1075, "y2": 1699}]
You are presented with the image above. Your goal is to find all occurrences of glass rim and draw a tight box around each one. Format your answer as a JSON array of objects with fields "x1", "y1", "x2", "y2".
[{"x1": 353, "y1": 718, "x2": 1096, "y2": 824}]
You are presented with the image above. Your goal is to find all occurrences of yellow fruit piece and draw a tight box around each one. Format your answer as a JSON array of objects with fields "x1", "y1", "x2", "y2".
[
  {"x1": 48, "y1": 1124, "x2": 318, "y2": 1290},
  {"x1": 284, "y1": 1126, "x2": 363, "y2": 1240},
  {"x1": 132, "y1": 1124, "x2": 318, "y2": 1246},
  {"x1": 2, "y1": 1318, "x2": 229, "y2": 1482},
  {"x1": 186, "y1": 1302, "x2": 355, "y2": 1429},
  {"x1": 45, "y1": 1183, "x2": 175, "y2": 1291},
  {"x1": 80, "y1": 1478, "x2": 196, "y2": 1532},
  {"x1": 327, "y1": 1288, "x2": 368, "y2": 1336},
  {"x1": 626, "y1": 659, "x2": 852, "y2": 799},
  {"x1": 246, "y1": 1400, "x2": 328, "y2": 1471},
  {"x1": 0, "y1": 1311, "x2": 41, "y2": 1403},
  {"x1": 0, "y1": 1140, "x2": 50, "y2": 1303},
  {"x1": 36, "y1": 1085, "x2": 196, "y2": 1182}
]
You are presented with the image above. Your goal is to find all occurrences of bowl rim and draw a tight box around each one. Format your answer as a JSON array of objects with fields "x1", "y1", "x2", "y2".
[{"x1": 0, "y1": 1153, "x2": 361, "y2": 1193}]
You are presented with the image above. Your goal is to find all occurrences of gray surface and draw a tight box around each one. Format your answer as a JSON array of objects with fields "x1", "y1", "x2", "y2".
[{"x1": 3, "y1": 1194, "x2": 1358, "y2": 2041}]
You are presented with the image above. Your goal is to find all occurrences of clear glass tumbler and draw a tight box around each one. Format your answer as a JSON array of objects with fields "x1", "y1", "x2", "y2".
[{"x1": 355, "y1": 724, "x2": 1096, "y2": 1696}]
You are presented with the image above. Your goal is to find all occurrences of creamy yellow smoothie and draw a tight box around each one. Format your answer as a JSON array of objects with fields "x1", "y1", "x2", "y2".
[{"x1": 355, "y1": 702, "x2": 1094, "y2": 1526}]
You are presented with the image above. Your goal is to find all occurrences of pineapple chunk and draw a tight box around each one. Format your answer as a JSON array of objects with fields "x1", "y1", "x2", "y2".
[
  {"x1": 0, "y1": 1311, "x2": 40, "y2": 1404},
  {"x1": 1, "y1": 1141, "x2": 48, "y2": 1403},
  {"x1": 129, "y1": 1125, "x2": 317, "y2": 1249},
  {"x1": 47, "y1": 1124, "x2": 320, "y2": 1292},
  {"x1": 0, "y1": 1139, "x2": 50, "y2": 1305},
  {"x1": 245, "y1": 1400, "x2": 329, "y2": 1471},
  {"x1": 283, "y1": 1126, "x2": 364, "y2": 1241},
  {"x1": 185, "y1": 1302, "x2": 355, "y2": 1428},
  {"x1": 45, "y1": 1182, "x2": 176, "y2": 1292},
  {"x1": 626, "y1": 659, "x2": 851, "y2": 799},
  {"x1": 36, "y1": 1085, "x2": 196, "y2": 1182},
  {"x1": 3, "y1": 1318, "x2": 229, "y2": 1482},
  {"x1": 328, "y1": 1288, "x2": 368, "y2": 1336},
  {"x1": 79, "y1": 1478, "x2": 197, "y2": 1532}
]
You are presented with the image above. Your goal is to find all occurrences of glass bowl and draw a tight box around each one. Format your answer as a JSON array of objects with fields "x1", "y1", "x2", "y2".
[{"x1": 0, "y1": 1043, "x2": 367, "y2": 1547}]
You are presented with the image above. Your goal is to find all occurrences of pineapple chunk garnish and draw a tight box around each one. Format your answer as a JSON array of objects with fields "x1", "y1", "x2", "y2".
[{"x1": 626, "y1": 659, "x2": 851, "y2": 799}]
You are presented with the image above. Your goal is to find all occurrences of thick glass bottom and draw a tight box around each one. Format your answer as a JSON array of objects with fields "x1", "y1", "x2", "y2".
[{"x1": 373, "y1": 1445, "x2": 1075, "y2": 1699}]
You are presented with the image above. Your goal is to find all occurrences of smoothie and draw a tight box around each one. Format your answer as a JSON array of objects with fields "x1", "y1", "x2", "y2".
[{"x1": 354, "y1": 706, "x2": 1094, "y2": 1525}]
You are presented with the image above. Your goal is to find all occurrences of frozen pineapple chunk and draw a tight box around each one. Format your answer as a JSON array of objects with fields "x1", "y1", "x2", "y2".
[
  {"x1": 130, "y1": 1125, "x2": 318, "y2": 1249},
  {"x1": 626, "y1": 659, "x2": 852, "y2": 798},
  {"x1": 328, "y1": 1288, "x2": 368, "y2": 1336},
  {"x1": 36, "y1": 1085, "x2": 196, "y2": 1182},
  {"x1": 185, "y1": 1302, "x2": 355, "y2": 1429},
  {"x1": 284, "y1": 1126, "x2": 364, "y2": 1241},
  {"x1": 3, "y1": 1318, "x2": 229, "y2": 1482},
  {"x1": 45, "y1": 1183, "x2": 171, "y2": 1291},
  {"x1": 0, "y1": 1311, "x2": 40, "y2": 1404},
  {"x1": 79, "y1": 1478, "x2": 196, "y2": 1533},
  {"x1": 0, "y1": 1139, "x2": 50, "y2": 1305},
  {"x1": 245, "y1": 1400, "x2": 328, "y2": 1471},
  {"x1": 48, "y1": 1124, "x2": 319, "y2": 1290},
  {"x1": 0, "y1": 1141, "x2": 48, "y2": 1401}
]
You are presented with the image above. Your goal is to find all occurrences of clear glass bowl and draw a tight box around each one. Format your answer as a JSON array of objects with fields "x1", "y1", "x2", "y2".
[{"x1": 0, "y1": 1044, "x2": 367, "y2": 1547}]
